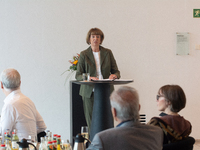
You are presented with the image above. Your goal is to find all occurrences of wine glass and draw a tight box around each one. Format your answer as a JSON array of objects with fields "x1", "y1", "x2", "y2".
[
  {"x1": 81, "y1": 126, "x2": 88, "y2": 138},
  {"x1": 81, "y1": 126, "x2": 89, "y2": 148},
  {"x1": 28, "y1": 135, "x2": 38, "y2": 150},
  {"x1": 62, "y1": 140, "x2": 72, "y2": 150}
]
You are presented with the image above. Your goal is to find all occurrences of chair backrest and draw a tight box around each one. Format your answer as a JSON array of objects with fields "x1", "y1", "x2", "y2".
[
  {"x1": 139, "y1": 114, "x2": 146, "y2": 124},
  {"x1": 163, "y1": 136, "x2": 195, "y2": 150}
]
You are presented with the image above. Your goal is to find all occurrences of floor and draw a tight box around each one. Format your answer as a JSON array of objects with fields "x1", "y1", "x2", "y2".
[{"x1": 194, "y1": 139, "x2": 200, "y2": 150}]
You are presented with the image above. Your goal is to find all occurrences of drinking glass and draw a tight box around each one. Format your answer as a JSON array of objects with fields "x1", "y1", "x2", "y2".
[
  {"x1": 81, "y1": 126, "x2": 89, "y2": 139},
  {"x1": 81, "y1": 126, "x2": 89, "y2": 148},
  {"x1": 82, "y1": 73, "x2": 86, "y2": 81},
  {"x1": 62, "y1": 140, "x2": 72, "y2": 150},
  {"x1": 28, "y1": 135, "x2": 38, "y2": 150},
  {"x1": 87, "y1": 73, "x2": 90, "y2": 81}
]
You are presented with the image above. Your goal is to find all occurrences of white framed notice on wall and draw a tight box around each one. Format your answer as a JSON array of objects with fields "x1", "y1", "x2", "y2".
[{"x1": 176, "y1": 32, "x2": 190, "y2": 55}]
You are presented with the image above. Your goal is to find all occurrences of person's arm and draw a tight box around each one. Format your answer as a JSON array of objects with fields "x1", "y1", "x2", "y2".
[
  {"x1": 0, "y1": 103, "x2": 16, "y2": 140},
  {"x1": 109, "y1": 50, "x2": 120, "y2": 79},
  {"x1": 75, "y1": 52, "x2": 85, "y2": 81},
  {"x1": 86, "y1": 134, "x2": 103, "y2": 150},
  {"x1": 35, "y1": 110, "x2": 47, "y2": 134}
]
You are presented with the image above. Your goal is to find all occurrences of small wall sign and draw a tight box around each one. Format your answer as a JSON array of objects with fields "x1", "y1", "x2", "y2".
[
  {"x1": 176, "y1": 32, "x2": 190, "y2": 55},
  {"x1": 193, "y1": 9, "x2": 200, "y2": 18}
]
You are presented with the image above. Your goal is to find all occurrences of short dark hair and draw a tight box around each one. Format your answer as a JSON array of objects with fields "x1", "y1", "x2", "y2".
[
  {"x1": 86, "y1": 28, "x2": 104, "y2": 45},
  {"x1": 159, "y1": 85, "x2": 186, "y2": 112}
]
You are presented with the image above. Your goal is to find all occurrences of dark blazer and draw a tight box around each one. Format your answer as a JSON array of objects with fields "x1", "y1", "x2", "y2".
[
  {"x1": 76, "y1": 46, "x2": 120, "y2": 98},
  {"x1": 87, "y1": 121, "x2": 163, "y2": 150}
]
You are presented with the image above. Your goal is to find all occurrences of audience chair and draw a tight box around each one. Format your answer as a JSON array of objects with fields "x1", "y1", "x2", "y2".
[
  {"x1": 37, "y1": 131, "x2": 46, "y2": 142},
  {"x1": 139, "y1": 114, "x2": 146, "y2": 124},
  {"x1": 163, "y1": 136, "x2": 195, "y2": 150}
]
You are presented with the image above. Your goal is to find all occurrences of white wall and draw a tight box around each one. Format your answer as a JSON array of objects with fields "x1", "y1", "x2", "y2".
[{"x1": 0, "y1": 0, "x2": 200, "y2": 141}]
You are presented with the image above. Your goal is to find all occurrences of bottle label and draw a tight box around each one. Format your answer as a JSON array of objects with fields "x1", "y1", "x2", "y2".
[
  {"x1": 57, "y1": 139, "x2": 61, "y2": 145},
  {"x1": 48, "y1": 145, "x2": 53, "y2": 150},
  {"x1": 53, "y1": 144, "x2": 57, "y2": 150},
  {"x1": 12, "y1": 141, "x2": 19, "y2": 149}
]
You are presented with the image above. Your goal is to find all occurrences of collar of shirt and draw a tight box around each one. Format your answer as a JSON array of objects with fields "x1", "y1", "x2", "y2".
[
  {"x1": 159, "y1": 112, "x2": 168, "y2": 116},
  {"x1": 4, "y1": 89, "x2": 21, "y2": 103},
  {"x1": 116, "y1": 120, "x2": 132, "y2": 127}
]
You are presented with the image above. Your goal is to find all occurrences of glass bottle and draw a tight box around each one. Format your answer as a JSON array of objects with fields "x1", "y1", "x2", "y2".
[
  {"x1": 0, "y1": 136, "x2": 2, "y2": 146},
  {"x1": 39, "y1": 137, "x2": 47, "y2": 150},
  {"x1": 4, "y1": 130, "x2": 11, "y2": 148},
  {"x1": 47, "y1": 132, "x2": 52, "y2": 142},
  {"x1": 52, "y1": 141, "x2": 56, "y2": 150},
  {"x1": 12, "y1": 130, "x2": 19, "y2": 150},
  {"x1": 1, "y1": 144, "x2": 6, "y2": 150},
  {"x1": 5, "y1": 139, "x2": 11, "y2": 150},
  {"x1": 56, "y1": 136, "x2": 61, "y2": 150},
  {"x1": 53, "y1": 135, "x2": 57, "y2": 141},
  {"x1": 44, "y1": 136, "x2": 48, "y2": 147},
  {"x1": 46, "y1": 130, "x2": 50, "y2": 141},
  {"x1": 4, "y1": 129, "x2": 11, "y2": 143},
  {"x1": 47, "y1": 141, "x2": 53, "y2": 150}
]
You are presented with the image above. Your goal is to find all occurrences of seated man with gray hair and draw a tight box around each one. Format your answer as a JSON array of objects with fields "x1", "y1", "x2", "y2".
[
  {"x1": 0, "y1": 68, "x2": 47, "y2": 142},
  {"x1": 87, "y1": 86, "x2": 163, "y2": 150}
]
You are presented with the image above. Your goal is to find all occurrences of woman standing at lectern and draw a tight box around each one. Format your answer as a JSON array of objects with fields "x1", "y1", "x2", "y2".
[{"x1": 75, "y1": 28, "x2": 120, "y2": 132}]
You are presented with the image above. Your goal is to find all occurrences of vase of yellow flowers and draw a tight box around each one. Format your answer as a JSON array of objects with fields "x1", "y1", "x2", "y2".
[{"x1": 61, "y1": 53, "x2": 80, "y2": 85}]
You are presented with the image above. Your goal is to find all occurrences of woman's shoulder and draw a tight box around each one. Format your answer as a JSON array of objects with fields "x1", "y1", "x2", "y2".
[
  {"x1": 161, "y1": 114, "x2": 190, "y2": 122},
  {"x1": 100, "y1": 46, "x2": 115, "y2": 58},
  {"x1": 154, "y1": 114, "x2": 192, "y2": 130},
  {"x1": 148, "y1": 116, "x2": 165, "y2": 126},
  {"x1": 100, "y1": 46, "x2": 112, "y2": 52},
  {"x1": 80, "y1": 46, "x2": 112, "y2": 53},
  {"x1": 81, "y1": 47, "x2": 91, "y2": 53},
  {"x1": 79, "y1": 47, "x2": 93, "y2": 58}
]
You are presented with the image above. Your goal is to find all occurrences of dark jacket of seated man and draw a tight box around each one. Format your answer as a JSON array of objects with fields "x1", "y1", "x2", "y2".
[{"x1": 87, "y1": 86, "x2": 163, "y2": 150}]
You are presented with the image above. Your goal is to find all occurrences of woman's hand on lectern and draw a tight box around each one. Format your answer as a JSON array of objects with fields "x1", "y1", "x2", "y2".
[
  {"x1": 109, "y1": 74, "x2": 117, "y2": 80},
  {"x1": 90, "y1": 77, "x2": 99, "y2": 81}
]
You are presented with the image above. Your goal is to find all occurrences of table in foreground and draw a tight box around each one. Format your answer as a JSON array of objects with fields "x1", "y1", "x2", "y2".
[{"x1": 74, "y1": 79, "x2": 133, "y2": 141}]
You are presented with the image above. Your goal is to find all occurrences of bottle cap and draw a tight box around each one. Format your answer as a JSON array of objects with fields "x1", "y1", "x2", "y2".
[
  {"x1": 48, "y1": 141, "x2": 52, "y2": 144},
  {"x1": 53, "y1": 140, "x2": 57, "y2": 143},
  {"x1": 53, "y1": 134, "x2": 57, "y2": 136},
  {"x1": 1, "y1": 144, "x2": 5, "y2": 147},
  {"x1": 12, "y1": 132, "x2": 14, "y2": 134},
  {"x1": 57, "y1": 135, "x2": 61, "y2": 137}
]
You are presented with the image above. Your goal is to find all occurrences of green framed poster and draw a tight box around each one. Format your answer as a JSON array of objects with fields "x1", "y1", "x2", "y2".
[{"x1": 193, "y1": 9, "x2": 200, "y2": 18}]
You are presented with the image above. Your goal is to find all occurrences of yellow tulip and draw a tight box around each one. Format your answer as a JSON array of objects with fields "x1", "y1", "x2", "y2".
[{"x1": 73, "y1": 60, "x2": 78, "y2": 65}]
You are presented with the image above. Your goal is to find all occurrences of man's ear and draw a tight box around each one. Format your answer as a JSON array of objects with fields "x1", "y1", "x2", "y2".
[
  {"x1": 1, "y1": 82, "x2": 4, "y2": 89},
  {"x1": 111, "y1": 107, "x2": 117, "y2": 121},
  {"x1": 138, "y1": 104, "x2": 141, "y2": 111}
]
